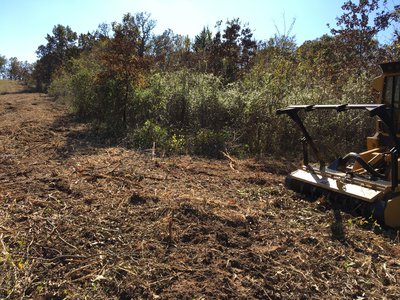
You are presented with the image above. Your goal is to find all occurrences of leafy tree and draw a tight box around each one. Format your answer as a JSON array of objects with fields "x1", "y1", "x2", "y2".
[
  {"x1": 5, "y1": 57, "x2": 32, "y2": 82},
  {"x1": 263, "y1": 18, "x2": 297, "y2": 58},
  {"x1": 329, "y1": 0, "x2": 399, "y2": 72},
  {"x1": 384, "y1": 6, "x2": 400, "y2": 60},
  {"x1": 133, "y1": 12, "x2": 156, "y2": 57},
  {"x1": 95, "y1": 22, "x2": 111, "y2": 40},
  {"x1": 0, "y1": 55, "x2": 6, "y2": 79},
  {"x1": 193, "y1": 26, "x2": 213, "y2": 53},
  {"x1": 151, "y1": 29, "x2": 175, "y2": 70},
  {"x1": 33, "y1": 24, "x2": 79, "y2": 90},
  {"x1": 192, "y1": 27, "x2": 211, "y2": 69},
  {"x1": 150, "y1": 29, "x2": 192, "y2": 71},
  {"x1": 78, "y1": 32, "x2": 95, "y2": 51},
  {"x1": 43, "y1": 9, "x2": 400, "y2": 159},
  {"x1": 391, "y1": 28, "x2": 400, "y2": 57},
  {"x1": 19, "y1": 61, "x2": 33, "y2": 83},
  {"x1": 240, "y1": 24, "x2": 258, "y2": 70},
  {"x1": 220, "y1": 18, "x2": 242, "y2": 82},
  {"x1": 95, "y1": 13, "x2": 149, "y2": 131},
  {"x1": 7, "y1": 57, "x2": 21, "y2": 80},
  {"x1": 209, "y1": 19, "x2": 257, "y2": 83},
  {"x1": 296, "y1": 35, "x2": 342, "y2": 86},
  {"x1": 78, "y1": 23, "x2": 112, "y2": 52},
  {"x1": 36, "y1": 24, "x2": 79, "y2": 60},
  {"x1": 171, "y1": 34, "x2": 192, "y2": 68}
]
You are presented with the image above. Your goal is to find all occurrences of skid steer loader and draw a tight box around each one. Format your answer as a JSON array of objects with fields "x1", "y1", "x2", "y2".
[{"x1": 277, "y1": 61, "x2": 400, "y2": 228}]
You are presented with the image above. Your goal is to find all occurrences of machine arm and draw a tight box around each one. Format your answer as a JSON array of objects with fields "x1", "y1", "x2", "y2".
[
  {"x1": 277, "y1": 103, "x2": 400, "y2": 189},
  {"x1": 277, "y1": 103, "x2": 399, "y2": 151}
]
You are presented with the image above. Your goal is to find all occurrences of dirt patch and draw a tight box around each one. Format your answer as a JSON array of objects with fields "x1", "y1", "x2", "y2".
[{"x1": 0, "y1": 83, "x2": 399, "y2": 299}]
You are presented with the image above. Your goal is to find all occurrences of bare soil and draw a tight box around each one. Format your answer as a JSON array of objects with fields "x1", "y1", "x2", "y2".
[{"x1": 0, "y1": 82, "x2": 399, "y2": 299}]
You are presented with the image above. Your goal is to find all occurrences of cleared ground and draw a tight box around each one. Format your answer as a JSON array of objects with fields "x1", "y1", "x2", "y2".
[{"x1": 0, "y1": 82, "x2": 399, "y2": 299}]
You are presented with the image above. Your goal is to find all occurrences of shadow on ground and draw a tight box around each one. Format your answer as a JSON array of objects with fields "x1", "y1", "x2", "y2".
[{"x1": 49, "y1": 113, "x2": 124, "y2": 159}]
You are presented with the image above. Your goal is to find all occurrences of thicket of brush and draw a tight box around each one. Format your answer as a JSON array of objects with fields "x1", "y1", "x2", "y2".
[{"x1": 38, "y1": 2, "x2": 399, "y2": 160}]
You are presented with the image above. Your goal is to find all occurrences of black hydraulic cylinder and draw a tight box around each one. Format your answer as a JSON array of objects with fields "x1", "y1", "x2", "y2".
[
  {"x1": 302, "y1": 137, "x2": 309, "y2": 166},
  {"x1": 391, "y1": 148, "x2": 398, "y2": 191}
]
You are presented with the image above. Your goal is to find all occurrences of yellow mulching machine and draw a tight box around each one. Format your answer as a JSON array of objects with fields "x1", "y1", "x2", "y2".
[{"x1": 277, "y1": 61, "x2": 400, "y2": 228}]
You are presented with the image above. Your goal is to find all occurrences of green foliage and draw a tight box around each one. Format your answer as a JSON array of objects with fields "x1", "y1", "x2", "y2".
[
  {"x1": 130, "y1": 70, "x2": 234, "y2": 156},
  {"x1": 70, "y1": 65, "x2": 97, "y2": 117},
  {"x1": 329, "y1": 0, "x2": 399, "y2": 72},
  {"x1": 161, "y1": 69, "x2": 226, "y2": 130},
  {"x1": 0, "y1": 55, "x2": 6, "y2": 78},
  {"x1": 41, "y1": 4, "x2": 400, "y2": 159},
  {"x1": 193, "y1": 26, "x2": 213, "y2": 53},
  {"x1": 4, "y1": 57, "x2": 32, "y2": 83},
  {"x1": 47, "y1": 70, "x2": 72, "y2": 102},
  {"x1": 128, "y1": 120, "x2": 168, "y2": 150},
  {"x1": 48, "y1": 55, "x2": 98, "y2": 115},
  {"x1": 168, "y1": 133, "x2": 186, "y2": 154},
  {"x1": 208, "y1": 19, "x2": 258, "y2": 83},
  {"x1": 191, "y1": 128, "x2": 230, "y2": 158},
  {"x1": 128, "y1": 120, "x2": 187, "y2": 154},
  {"x1": 34, "y1": 24, "x2": 80, "y2": 91}
]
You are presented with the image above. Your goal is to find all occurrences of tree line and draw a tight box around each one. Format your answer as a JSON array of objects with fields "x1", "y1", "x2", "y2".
[
  {"x1": 0, "y1": 55, "x2": 32, "y2": 81},
  {"x1": 2, "y1": 0, "x2": 400, "y2": 158}
]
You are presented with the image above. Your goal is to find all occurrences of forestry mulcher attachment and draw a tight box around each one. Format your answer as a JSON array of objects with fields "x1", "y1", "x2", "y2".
[{"x1": 277, "y1": 61, "x2": 400, "y2": 228}]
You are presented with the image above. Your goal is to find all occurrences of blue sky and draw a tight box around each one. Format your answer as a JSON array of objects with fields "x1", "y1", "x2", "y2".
[{"x1": 0, "y1": 0, "x2": 398, "y2": 63}]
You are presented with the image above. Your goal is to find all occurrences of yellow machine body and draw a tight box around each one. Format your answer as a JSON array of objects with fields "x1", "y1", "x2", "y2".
[{"x1": 277, "y1": 61, "x2": 400, "y2": 228}]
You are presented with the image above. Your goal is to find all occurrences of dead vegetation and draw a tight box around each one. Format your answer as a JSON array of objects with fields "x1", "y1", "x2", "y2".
[{"x1": 0, "y1": 83, "x2": 399, "y2": 299}]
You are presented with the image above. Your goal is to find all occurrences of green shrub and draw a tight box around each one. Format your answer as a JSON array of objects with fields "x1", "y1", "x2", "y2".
[
  {"x1": 128, "y1": 120, "x2": 168, "y2": 151},
  {"x1": 168, "y1": 133, "x2": 186, "y2": 154},
  {"x1": 46, "y1": 38, "x2": 378, "y2": 161},
  {"x1": 70, "y1": 67, "x2": 97, "y2": 118},
  {"x1": 191, "y1": 128, "x2": 230, "y2": 158},
  {"x1": 48, "y1": 71, "x2": 73, "y2": 104}
]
